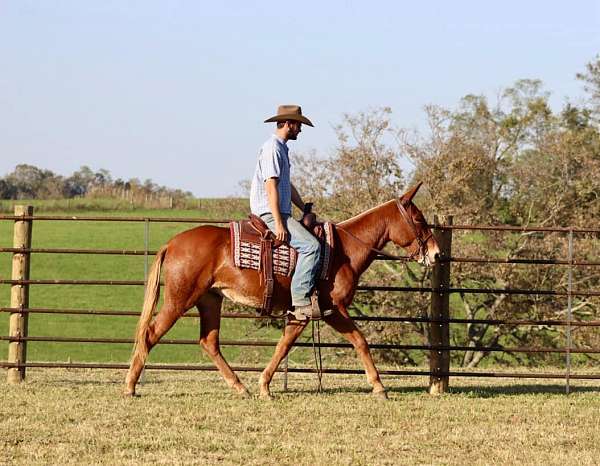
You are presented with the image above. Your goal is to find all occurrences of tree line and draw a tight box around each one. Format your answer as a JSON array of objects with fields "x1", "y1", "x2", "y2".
[{"x1": 0, "y1": 165, "x2": 193, "y2": 206}]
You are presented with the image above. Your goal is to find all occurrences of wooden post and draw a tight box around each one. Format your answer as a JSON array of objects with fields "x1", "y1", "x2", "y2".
[
  {"x1": 7, "y1": 205, "x2": 33, "y2": 384},
  {"x1": 429, "y1": 215, "x2": 452, "y2": 394}
]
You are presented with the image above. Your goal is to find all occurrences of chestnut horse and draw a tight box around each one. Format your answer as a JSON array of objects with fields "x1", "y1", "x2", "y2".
[{"x1": 125, "y1": 183, "x2": 439, "y2": 398}]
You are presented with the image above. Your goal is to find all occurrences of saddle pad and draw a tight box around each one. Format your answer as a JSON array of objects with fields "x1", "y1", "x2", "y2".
[
  {"x1": 231, "y1": 222, "x2": 297, "y2": 276},
  {"x1": 229, "y1": 221, "x2": 335, "y2": 280}
]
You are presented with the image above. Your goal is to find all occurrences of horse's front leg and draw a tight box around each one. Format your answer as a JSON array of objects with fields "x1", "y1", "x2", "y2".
[
  {"x1": 259, "y1": 319, "x2": 308, "y2": 399},
  {"x1": 325, "y1": 307, "x2": 387, "y2": 398}
]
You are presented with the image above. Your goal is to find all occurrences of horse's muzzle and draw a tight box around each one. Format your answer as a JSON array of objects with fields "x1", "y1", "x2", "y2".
[{"x1": 425, "y1": 240, "x2": 441, "y2": 266}]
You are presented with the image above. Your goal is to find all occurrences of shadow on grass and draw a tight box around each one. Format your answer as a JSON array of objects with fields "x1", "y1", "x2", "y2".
[
  {"x1": 18, "y1": 370, "x2": 600, "y2": 399},
  {"x1": 445, "y1": 384, "x2": 600, "y2": 397},
  {"x1": 281, "y1": 385, "x2": 424, "y2": 396},
  {"x1": 278, "y1": 383, "x2": 600, "y2": 398}
]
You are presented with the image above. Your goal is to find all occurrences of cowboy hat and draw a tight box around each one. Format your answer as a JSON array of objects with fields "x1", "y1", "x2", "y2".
[{"x1": 264, "y1": 105, "x2": 314, "y2": 127}]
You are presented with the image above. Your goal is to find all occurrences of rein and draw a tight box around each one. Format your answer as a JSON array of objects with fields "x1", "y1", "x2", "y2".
[
  {"x1": 312, "y1": 320, "x2": 323, "y2": 392},
  {"x1": 335, "y1": 225, "x2": 410, "y2": 261}
]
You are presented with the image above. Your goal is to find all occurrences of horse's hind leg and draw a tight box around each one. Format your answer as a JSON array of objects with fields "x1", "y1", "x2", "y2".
[
  {"x1": 325, "y1": 308, "x2": 387, "y2": 398},
  {"x1": 197, "y1": 292, "x2": 250, "y2": 397},
  {"x1": 125, "y1": 301, "x2": 184, "y2": 395}
]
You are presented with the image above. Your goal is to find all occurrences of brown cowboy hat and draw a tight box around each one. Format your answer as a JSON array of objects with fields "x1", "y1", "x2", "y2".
[{"x1": 264, "y1": 105, "x2": 314, "y2": 127}]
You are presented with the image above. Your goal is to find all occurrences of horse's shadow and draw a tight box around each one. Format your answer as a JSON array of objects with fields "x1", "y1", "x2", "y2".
[
  {"x1": 41, "y1": 374, "x2": 600, "y2": 398},
  {"x1": 441, "y1": 384, "x2": 600, "y2": 397},
  {"x1": 281, "y1": 383, "x2": 600, "y2": 398}
]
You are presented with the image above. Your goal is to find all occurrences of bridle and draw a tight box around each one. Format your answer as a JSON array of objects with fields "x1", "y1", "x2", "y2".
[
  {"x1": 336, "y1": 199, "x2": 433, "y2": 264},
  {"x1": 393, "y1": 199, "x2": 433, "y2": 263}
]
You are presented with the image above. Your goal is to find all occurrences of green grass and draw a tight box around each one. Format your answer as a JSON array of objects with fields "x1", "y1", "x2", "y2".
[{"x1": 1, "y1": 369, "x2": 600, "y2": 465}]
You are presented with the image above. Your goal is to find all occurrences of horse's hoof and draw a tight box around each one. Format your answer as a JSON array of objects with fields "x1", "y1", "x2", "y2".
[
  {"x1": 122, "y1": 390, "x2": 140, "y2": 398},
  {"x1": 237, "y1": 388, "x2": 252, "y2": 399},
  {"x1": 259, "y1": 391, "x2": 275, "y2": 401},
  {"x1": 373, "y1": 390, "x2": 389, "y2": 400}
]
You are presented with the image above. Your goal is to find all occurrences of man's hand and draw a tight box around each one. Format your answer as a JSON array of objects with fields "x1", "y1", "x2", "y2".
[
  {"x1": 265, "y1": 177, "x2": 288, "y2": 241},
  {"x1": 274, "y1": 219, "x2": 288, "y2": 242},
  {"x1": 301, "y1": 211, "x2": 317, "y2": 229}
]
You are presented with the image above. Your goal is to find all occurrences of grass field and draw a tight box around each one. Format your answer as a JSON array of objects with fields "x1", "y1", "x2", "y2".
[{"x1": 1, "y1": 368, "x2": 600, "y2": 465}]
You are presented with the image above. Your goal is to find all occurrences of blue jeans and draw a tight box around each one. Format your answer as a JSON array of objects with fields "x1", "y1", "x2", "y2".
[{"x1": 260, "y1": 213, "x2": 321, "y2": 307}]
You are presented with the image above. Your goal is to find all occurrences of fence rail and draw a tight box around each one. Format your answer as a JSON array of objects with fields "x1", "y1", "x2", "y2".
[
  {"x1": 2, "y1": 207, "x2": 599, "y2": 393},
  {"x1": 2, "y1": 213, "x2": 600, "y2": 233},
  {"x1": 3, "y1": 247, "x2": 600, "y2": 267},
  {"x1": 2, "y1": 306, "x2": 600, "y2": 326},
  {"x1": 2, "y1": 335, "x2": 600, "y2": 355},
  {"x1": 2, "y1": 361, "x2": 599, "y2": 380},
  {"x1": 2, "y1": 279, "x2": 600, "y2": 298}
]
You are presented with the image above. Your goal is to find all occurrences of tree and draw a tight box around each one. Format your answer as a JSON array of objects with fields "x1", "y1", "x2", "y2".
[
  {"x1": 399, "y1": 78, "x2": 600, "y2": 367},
  {"x1": 0, "y1": 178, "x2": 16, "y2": 199},
  {"x1": 3, "y1": 164, "x2": 63, "y2": 199},
  {"x1": 292, "y1": 70, "x2": 600, "y2": 368},
  {"x1": 293, "y1": 109, "x2": 431, "y2": 366},
  {"x1": 294, "y1": 107, "x2": 405, "y2": 220},
  {"x1": 1, "y1": 165, "x2": 196, "y2": 207},
  {"x1": 577, "y1": 54, "x2": 600, "y2": 122},
  {"x1": 65, "y1": 166, "x2": 95, "y2": 197}
]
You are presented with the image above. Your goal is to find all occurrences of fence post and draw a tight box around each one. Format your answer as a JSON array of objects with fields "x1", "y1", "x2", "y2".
[
  {"x1": 7, "y1": 205, "x2": 33, "y2": 384},
  {"x1": 429, "y1": 215, "x2": 452, "y2": 394},
  {"x1": 565, "y1": 229, "x2": 573, "y2": 394}
]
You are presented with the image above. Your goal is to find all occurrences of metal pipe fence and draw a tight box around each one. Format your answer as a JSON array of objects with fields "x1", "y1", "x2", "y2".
[{"x1": 1, "y1": 208, "x2": 599, "y2": 392}]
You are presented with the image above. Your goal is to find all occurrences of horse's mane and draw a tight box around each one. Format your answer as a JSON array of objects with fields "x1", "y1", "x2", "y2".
[{"x1": 337, "y1": 199, "x2": 396, "y2": 227}]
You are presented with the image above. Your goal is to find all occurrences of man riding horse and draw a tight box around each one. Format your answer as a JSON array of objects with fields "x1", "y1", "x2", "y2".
[
  {"x1": 250, "y1": 105, "x2": 330, "y2": 321},
  {"x1": 124, "y1": 105, "x2": 440, "y2": 398}
]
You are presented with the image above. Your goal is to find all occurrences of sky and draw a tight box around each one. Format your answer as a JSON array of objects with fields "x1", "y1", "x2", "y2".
[{"x1": 1, "y1": 1, "x2": 599, "y2": 197}]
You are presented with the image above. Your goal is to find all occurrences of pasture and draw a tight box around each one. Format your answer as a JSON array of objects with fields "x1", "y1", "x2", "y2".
[{"x1": 2, "y1": 369, "x2": 600, "y2": 465}]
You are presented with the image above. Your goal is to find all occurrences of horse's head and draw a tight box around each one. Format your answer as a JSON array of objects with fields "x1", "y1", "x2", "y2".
[{"x1": 388, "y1": 183, "x2": 440, "y2": 266}]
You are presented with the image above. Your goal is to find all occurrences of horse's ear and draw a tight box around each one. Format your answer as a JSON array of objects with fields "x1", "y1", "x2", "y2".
[{"x1": 400, "y1": 182, "x2": 423, "y2": 204}]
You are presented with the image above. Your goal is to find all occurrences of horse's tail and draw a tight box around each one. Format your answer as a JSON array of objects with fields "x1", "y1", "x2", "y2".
[{"x1": 130, "y1": 245, "x2": 167, "y2": 366}]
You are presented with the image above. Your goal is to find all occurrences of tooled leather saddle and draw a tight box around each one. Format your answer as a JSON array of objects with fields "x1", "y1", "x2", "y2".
[{"x1": 229, "y1": 207, "x2": 335, "y2": 316}]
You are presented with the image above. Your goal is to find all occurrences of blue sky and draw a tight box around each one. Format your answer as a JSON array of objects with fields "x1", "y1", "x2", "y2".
[{"x1": 1, "y1": 1, "x2": 599, "y2": 196}]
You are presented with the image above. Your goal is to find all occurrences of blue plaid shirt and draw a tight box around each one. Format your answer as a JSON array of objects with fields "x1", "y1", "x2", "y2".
[{"x1": 250, "y1": 135, "x2": 292, "y2": 216}]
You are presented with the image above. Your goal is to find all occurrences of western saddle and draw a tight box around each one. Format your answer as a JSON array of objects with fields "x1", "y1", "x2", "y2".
[{"x1": 229, "y1": 207, "x2": 334, "y2": 316}]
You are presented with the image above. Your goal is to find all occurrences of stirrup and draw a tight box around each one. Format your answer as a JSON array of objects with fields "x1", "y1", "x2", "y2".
[
  {"x1": 287, "y1": 304, "x2": 312, "y2": 321},
  {"x1": 312, "y1": 308, "x2": 334, "y2": 320},
  {"x1": 309, "y1": 291, "x2": 333, "y2": 320},
  {"x1": 287, "y1": 304, "x2": 333, "y2": 322}
]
